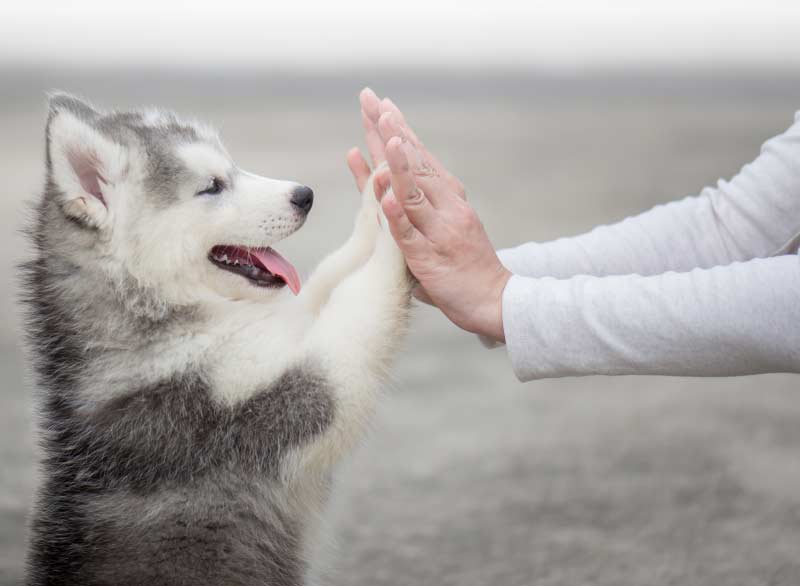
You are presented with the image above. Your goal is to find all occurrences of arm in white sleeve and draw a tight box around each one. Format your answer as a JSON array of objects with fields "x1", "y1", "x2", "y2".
[
  {"x1": 499, "y1": 112, "x2": 800, "y2": 279},
  {"x1": 502, "y1": 255, "x2": 800, "y2": 381}
]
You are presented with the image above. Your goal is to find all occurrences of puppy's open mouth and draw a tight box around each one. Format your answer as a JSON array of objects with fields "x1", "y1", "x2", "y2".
[{"x1": 209, "y1": 245, "x2": 301, "y2": 294}]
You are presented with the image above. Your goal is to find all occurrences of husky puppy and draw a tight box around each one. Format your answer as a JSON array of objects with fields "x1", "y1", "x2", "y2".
[{"x1": 21, "y1": 93, "x2": 412, "y2": 586}]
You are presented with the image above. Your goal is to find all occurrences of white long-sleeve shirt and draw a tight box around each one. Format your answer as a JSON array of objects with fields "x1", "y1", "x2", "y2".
[{"x1": 492, "y1": 112, "x2": 800, "y2": 381}]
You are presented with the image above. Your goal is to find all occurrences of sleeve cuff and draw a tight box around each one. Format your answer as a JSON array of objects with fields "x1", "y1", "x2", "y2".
[
  {"x1": 501, "y1": 274, "x2": 540, "y2": 381},
  {"x1": 476, "y1": 274, "x2": 542, "y2": 380}
]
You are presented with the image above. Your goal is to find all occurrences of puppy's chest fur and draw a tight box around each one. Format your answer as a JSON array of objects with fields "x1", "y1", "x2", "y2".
[
  {"x1": 29, "y1": 353, "x2": 336, "y2": 586},
  {"x1": 75, "y1": 364, "x2": 334, "y2": 489}
]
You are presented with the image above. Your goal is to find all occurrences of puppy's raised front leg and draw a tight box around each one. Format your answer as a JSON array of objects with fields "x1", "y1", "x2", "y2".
[
  {"x1": 300, "y1": 201, "x2": 413, "y2": 465},
  {"x1": 300, "y1": 167, "x2": 385, "y2": 315}
]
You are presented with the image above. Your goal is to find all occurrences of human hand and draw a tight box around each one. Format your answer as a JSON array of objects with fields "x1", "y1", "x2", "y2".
[
  {"x1": 347, "y1": 88, "x2": 465, "y2": 200},
  {"x1": 347, "y1": 88, "x2": 468, "y2": 306},
  {"x1": 347, "y1": 89, "x2": 511, "y2": 342}
]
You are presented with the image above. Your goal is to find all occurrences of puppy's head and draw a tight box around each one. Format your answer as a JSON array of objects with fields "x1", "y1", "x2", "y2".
[{"x1": 43, "y1": 93, "x2": 311, "y2": 306}]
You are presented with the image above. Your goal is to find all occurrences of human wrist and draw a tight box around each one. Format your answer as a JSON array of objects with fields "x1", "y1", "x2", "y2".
[{"x1": 473, "y1": 266, "x2": 512, "y2": 342}]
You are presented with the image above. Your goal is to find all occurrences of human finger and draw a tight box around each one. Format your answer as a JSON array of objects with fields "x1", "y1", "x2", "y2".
[
  {"x1": 346, "y1": 147, "x2": 371, "y2": 192},
  {"x1": 379, "y1": 114, "x2": 453, "y2": 208},
  {"x1": 379, "y1": 98, "x2": 466, "y2": 199},
  {"x1": 376, "y1": 110, "x2": 404, "y2": 143},
  {"x1": 385, "y1": 136, "x2": 440, "y2": 237},
  {"x1": 381, "y1": 191, "x2": 429, "y2": 257},
  {"x1": 361, "y1": 110, "x2": 386, "y2": 167},
  {"x1": 360, "y1": 87, "x2": 381, "y2": 123},
  {"x1": 373, "y1": 168, "x2": 391, "y2": 200}
]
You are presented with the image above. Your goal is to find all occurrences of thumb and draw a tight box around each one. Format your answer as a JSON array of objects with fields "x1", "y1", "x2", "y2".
[
  {"x1": 346, "y1": 147, "x2": 371, "y2": 193},
  {"x1": 373, "y1": 168, "x2": 391, "y2": 201}
]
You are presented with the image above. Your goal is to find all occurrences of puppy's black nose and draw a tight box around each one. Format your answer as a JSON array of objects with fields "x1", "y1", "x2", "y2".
[{"x1": 290, "y1": 185, "x2": 314, "y2": 214}]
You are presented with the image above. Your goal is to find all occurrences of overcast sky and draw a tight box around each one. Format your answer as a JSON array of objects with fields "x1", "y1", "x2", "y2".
[{"x1": 3, "y1": 0, "x2": 799, "y2": 70}]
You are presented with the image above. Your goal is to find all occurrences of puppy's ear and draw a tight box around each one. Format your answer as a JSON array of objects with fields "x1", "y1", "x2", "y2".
[{"x1": 45, "y1": 93, "x2": 125, "y2": 227}]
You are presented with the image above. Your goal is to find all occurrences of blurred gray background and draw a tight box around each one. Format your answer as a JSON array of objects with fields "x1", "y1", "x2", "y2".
[{"x1": 3, "y1": 2, "x2": 800, "y2": 585}]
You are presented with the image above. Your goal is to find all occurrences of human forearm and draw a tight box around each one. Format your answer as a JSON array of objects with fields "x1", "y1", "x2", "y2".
[
  {"x1": 498, "y1": 194, "x2": 736, "y2": 278},
  {"x1": 502, "y1": 255, "x2": 800, "y2": 381}
]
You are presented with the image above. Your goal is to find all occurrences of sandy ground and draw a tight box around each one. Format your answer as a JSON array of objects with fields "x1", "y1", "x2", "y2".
[{"x1": 1, "y1": 69, "x2": 799, "y2": 585}]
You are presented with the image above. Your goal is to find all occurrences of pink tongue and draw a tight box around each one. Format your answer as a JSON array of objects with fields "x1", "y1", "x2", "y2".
[{"x1": 251, "y1": 248, "x2": 302, "y2": 295}]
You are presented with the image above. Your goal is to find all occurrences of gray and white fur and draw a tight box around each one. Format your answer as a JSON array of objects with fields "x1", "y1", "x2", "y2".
[{"x1": 20, "y1": 93, "x2": 412, "y2": 585}]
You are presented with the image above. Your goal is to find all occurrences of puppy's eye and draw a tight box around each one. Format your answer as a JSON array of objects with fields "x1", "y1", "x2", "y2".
[{"x1": 197, "y1": 177, "x2": 224, "y2": 196}]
